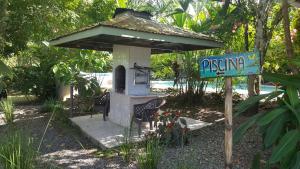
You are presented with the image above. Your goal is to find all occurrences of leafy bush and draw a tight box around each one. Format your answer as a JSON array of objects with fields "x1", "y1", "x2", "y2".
[
  {"x1": 12, "y1": 66, "x2": 56, "y2": 100},
  {"x1": 0, "y1": 131, "x2": 36, "y2": 169},
  {"x1": 136, "y1": 138, "x2": 163, "y2": 169},
  {"x1": 155, "y1": 111, "x2": 190, "y2": 147},
  {"x1": 74, "y1": 76, "x2": 100, "y2": 112},
  {"x1": 40, "y1": 99, "x2": 68, "y2": 125},
  {"x1": 75, "y1": 76, "x2": 99, "y2": 98},
  {"x1": 234, "y1": 72, "x2": 300, "y2": 169},
  {"x1": 40, "y1": 99, "x2": 64, "y2": 113},
  {"x1": 0, "y1": 99, "x2": 14, "y2": 124}
]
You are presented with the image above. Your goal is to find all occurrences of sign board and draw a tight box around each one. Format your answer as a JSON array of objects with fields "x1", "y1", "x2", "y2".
[{"x1": 199, "y1": 51, "x2": 260, "y2": 78}]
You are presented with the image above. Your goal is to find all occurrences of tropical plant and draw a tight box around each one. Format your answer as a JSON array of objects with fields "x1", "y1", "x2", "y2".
[
  {"x1": 12, "y1": 65, "x2": 56, "y2": 100},
  {"x1": 0, "y1": 60, "x2": 12, "y2": 93},
  {"x1": 119, "y1": 128, "x2": 134, "y2": 163},
  {"x1": 40, "y1": 98, "x2": 64, "y2": 113},
  {"x1": 155, "y1": 111, "x2": 190, "y2": 147},
  {"x1": 234, "y1": 72, "x2": 300, "y2": 169},
  {"x1": 0, "y1": 131, "x2": 36, "y2": 169},
  {"x1": 0, "y1": 98, "x2": 14, "y2": 124},
  {"x1": 136, "y1": 138, "x2": 163, "y2": 169}
]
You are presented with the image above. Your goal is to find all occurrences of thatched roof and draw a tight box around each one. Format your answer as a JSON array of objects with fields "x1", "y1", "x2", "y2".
[{"x1": 49, "y1": 9, "x2": 223, "y2": 54}]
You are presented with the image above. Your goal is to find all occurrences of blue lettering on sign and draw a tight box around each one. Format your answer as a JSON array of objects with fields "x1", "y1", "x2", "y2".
[{"x1": 199, "y1": 51, "x2": 261, "y2": 78}]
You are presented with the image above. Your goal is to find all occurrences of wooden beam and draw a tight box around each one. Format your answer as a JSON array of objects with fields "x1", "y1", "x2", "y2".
[{"x1": 225, "y1": 77, "x2": 233, "y2": 169}]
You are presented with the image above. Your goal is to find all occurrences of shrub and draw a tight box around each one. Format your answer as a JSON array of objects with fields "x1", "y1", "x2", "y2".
[
  {"x1": 12, "y1": 66, "x2": 56, "y2": 100},
  {"x1": 40, "y1": 99, "x2": 64, "y2": 113},
  {"x1": 0, "y1": 99, "x2": 14, "y2": 124},
  {"x1": 40, "y1": 99, "x2": 68, "y2": 124},
  {"x1": 155, "y1": 111, "x2": 190, "y2": 147},
  {"x1": 136, "y1": 138, "x2": 163, "y2": 169},
  {"x1": 0, "y1": 131, "x2": 36, "y2": 169}
]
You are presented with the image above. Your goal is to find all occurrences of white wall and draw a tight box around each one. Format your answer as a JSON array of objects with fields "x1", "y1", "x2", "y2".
[
  {"x1": 110, "y1": 93, "x2": 158, "y2": 127},
  {"x1": 112, "y1": 45, "x2": 151, "y2": 96},
  {"x1": 110, "y1": 45, "x2": 153, "y2": 127}
]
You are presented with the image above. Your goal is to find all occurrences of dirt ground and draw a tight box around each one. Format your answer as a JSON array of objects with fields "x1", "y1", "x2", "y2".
[{"x1": 0, "y1": 104, "x2": 266, "y2": 169}]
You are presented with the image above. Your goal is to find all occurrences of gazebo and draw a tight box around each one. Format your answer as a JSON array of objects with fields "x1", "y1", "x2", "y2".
[{"x1": 49, "y1": 8, "x2": 223, "y2": 148}]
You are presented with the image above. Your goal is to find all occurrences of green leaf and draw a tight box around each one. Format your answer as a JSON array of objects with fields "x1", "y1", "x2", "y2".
[
  {"x1": 257, "y1": 106, "x2": 288, "y2": 126},
  {"x1": 0, "y1": 60, "x2": 12, "y2": 77},
  {"x1": 286, "y1": 86, "x2": 300, "y2": 107},
  {"x1": 265, "y1": 91, "x2": 284, "y2": 102},
  {"x1": 282, "y1": 99, "x2": 300, "y2": 125},
  {"x1": 233, "y1": 113, "x2": 262, "y2": 144},
  {"x1": 234, "y1": 92, "x2": 281, "y2": 117},
  {"x1": 251, "y1": 153, "x2": 261, "y2": 169},
  {"x1": 263, "y1": 113, "x2": 287, "y2": 148},
  {"x1": 269, "y1": 130, "x2": 300, "y2": 164},
  {"x1": 117, "y1": 0, "x2": 127, "y2": 8},
  {"x1": 291, "y1": 152, "x2": 300, "y2": 169},
  {"x1": 263, "y1": 73, "x2": 300, "y2": 89},
  {"x1": 0, "y1": 81, "x2": 5, "y2": 92}
]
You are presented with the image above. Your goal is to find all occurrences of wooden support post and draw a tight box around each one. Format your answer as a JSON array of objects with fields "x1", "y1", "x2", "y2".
[
  {"x1": 70, "y1": 83, "x2": 74, "y2": 116},
  {"x1": 225, "y1": 77, "x2": 233, "y2": 169}
]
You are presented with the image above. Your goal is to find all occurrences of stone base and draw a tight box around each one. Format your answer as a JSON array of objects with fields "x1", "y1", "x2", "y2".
[
  {"x1": 109, "y1": 92, "x2": 158, "y2": 127},
  {"x1": 70, "y1": 114, "x2": 212, "y2": 149}
]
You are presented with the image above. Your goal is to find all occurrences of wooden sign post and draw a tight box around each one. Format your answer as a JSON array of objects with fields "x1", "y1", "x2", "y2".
[
  {"x1": 199, "y1": 51, "x2": 260, "y2": 169},
  {"x1": 224, "y1": 77, "x2": 232, "y2": 169}
]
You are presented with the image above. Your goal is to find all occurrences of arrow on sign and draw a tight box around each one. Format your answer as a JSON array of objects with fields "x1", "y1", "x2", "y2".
[{"x1": 216, "y1": 71, "x2": 225, "y2": 76}]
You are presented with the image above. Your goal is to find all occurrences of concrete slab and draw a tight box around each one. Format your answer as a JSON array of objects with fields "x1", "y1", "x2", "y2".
[{"x1": 70, "y1": 114, "x2": 212, "y2": 149}]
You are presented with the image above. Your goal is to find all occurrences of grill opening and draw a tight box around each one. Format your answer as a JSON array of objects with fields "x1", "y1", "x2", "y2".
[{"x1": 115, "y1": 65, "x2": 126, "y2": 93}]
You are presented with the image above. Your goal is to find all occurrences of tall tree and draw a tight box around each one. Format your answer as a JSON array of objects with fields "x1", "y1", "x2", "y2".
[
  {"x1": 247, "y1": 0, "x2": 283, "y2": 104},
  {"x1": 282, "y1": 0, "x2": 298, "y2": 74},
  {"x1": 0, "y1": 0, "x2": 8, "y2": 53}
]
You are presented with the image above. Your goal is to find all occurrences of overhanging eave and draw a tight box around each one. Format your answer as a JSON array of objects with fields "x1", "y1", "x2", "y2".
[{"x1": 49, "y1": 26, "x2": 223, "y2": 54}]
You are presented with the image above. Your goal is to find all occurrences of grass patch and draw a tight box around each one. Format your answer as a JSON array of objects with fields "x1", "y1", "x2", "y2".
[
  {"x1": 0, "y1": 99, "x2": 14, "y2": 124},
  {"x1": 7, "y1": 95, "x2": 38, "y2": 105},
  {"x1": 40, "y1": 99, "x2": 64, "y2": 113},
  {"x1": 136, "y1": 138, "x2": 163, "y2": 169},
  {"x1": 0, "y1": 130, "x2": 36, "y2": 169},
  {"x1": 119, "y1": 128, "x2": 134, "y2": 163},
  {"x1": 95, "y1": 149, "x2": 119, "y2": 159}
]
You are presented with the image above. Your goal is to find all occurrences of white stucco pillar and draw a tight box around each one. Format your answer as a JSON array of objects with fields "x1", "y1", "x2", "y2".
[{"x1": 110, "y1": 45, "x2": 156, "y2": 127}]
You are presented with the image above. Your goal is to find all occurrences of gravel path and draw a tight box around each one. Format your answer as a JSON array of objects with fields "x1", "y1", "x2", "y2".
[
  {"x1": 159, "y1": 116, "x2": 264, "y2": 169},
  {"x1": 0, "y1": 105, "x2": 265, "y2": 169}
]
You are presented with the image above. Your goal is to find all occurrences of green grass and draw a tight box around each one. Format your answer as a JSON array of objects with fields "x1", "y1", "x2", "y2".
[
  {"x1": 0, "y1": 130, "x2": 36, "y2": 169},
  {"x1": 40, "y1": 98, "x2": 64, "y2": 113},
  {"x1": 95, "y1": 149, "x2": 118, "y2": 159},
  {"x1": 7, "y1": 95, "x2": 38, "y2": 105},
  {"x1": 136, "y1": 138, "x2": 163, "y2": 169},
  {"x1": 0, "y1": 99, "x2": 14, "y2": 124},
  {"x1": 40, "y1": 99, "x2": 69, "y2": 125},
  {"x1": 120, "y1": 128, "x2": 134, "y2": 163}
]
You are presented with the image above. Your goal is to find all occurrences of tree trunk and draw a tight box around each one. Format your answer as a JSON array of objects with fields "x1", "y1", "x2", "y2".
[
  {"x1": 0, "y1": 0, "x2": 8, "y2": 52},
  {"x1": 244, "y1": 23, "x2": 249, "y2": 52},
  {"x1": 247, "y1": 0, "x2": 270, "y2": 115},
  {"x1": 282, "y1": 0, "x2": 298, "y2": 74}
]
